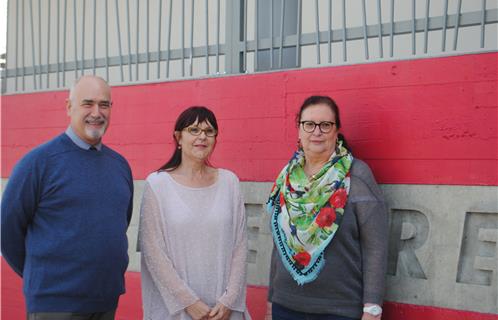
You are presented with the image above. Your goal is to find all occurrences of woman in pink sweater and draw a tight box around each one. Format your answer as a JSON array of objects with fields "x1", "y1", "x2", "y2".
[{"x1": 139, "y1": 106, "x2": 251, "y2": 320}]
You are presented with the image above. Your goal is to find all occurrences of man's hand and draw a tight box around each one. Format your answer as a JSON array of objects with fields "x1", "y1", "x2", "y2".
[
  {"x1": 208, "y1": 302, "x2": 232, "y2": 320},
  {"x1": 186, "y1": 300, "x2": 211, "y2": 320}
]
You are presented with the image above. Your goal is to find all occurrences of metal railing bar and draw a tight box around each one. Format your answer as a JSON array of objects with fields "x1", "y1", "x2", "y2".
[
  {"x1": 146, "y1": 0, "x2": 150, "y2": 80},
  {"x1": 342, "y1": 0, "x2": 346, "y2": 61},
  {"x1": 442, "y1": 0, "x2": 448, "y2": 51},
  {"x1": 411, "y1": 0, "x2": 415, "y2": 55},
  {"x1": 38, "y1": 0, "x2": 42, "y2": 86},
  {"x1": 243, "y1": 0, "x2": 248, "y2": 72},
  {"x1": 81, "y1": 0, "x2": 85, "y2": 77},
  {"x1": 424, "y1": 0, "x2": 430, "y2": 53},
  {"x1": 453, "y1": 0, "x2": 462, "y2": 51},
  {"x1": 116, "y1": 0, "x2": 124, "y2": 81},
  {"x1": 361, "y1": 0, "x2": 369, "y2": 59},
  {"x1": 22, "y1": 0, "x2": 25, "y2": 90},
  {"x1": 279, "y1": 0, "x2": 285, "y2": 68},
  {"x1": 56, "y1": 0, "x2": 60, "y2": 85},
  {"x1": 270, "y1": 0, "x2": 274, "y2": 69},
  {"x1": 29, "y1": 0, "x2": 37, "y2": 89},
  {"x1": 61, "y1": 0, "x2": 66, "y2": 84},
  {"x1": 2, "y1": 0, "x2": 11, "y2": 93},
  {"x1": 204, "y1": 0, "x2": 209, "y2": 74},
  {"x1": 73, "y1": 0, "x2": 78, "y2": 79},
  {"x1": 390, "y1": 0, "x2": 394, "y2": 57},
  {"x1": 15, "y1": 0, "x2": 19, "y2": 90},
  {"x1": 189, "y1": 0, "x2": 195, "y2": 76},
  {"x1": 216, "y1": 0, "x2": 220, "y2": 73},
  {"x1": 181, "y1": 0, "x2": 185, "y2": 77},
  {"x1": 4, "y1": 43, "x2": 228, "y2": 79},
  {"x1": 126, "y1": 0, "x2": 132, "y2": 80},
  {"x1": 328, "y1": 0, "x2": 332, "y2": 63},
  {"x1": 480, "y1": 0, "x2": 486, "y2": 48},
  {"x1": 135, "y1": 0, "x2": 139, "y2": 80},
  {"x1": 296, "y1": 0, "x2": 301, "y2": 67},
  {"x1": 93, "y1": 0, "x2": 96, "y2": 75},
  {"x1": 47, "y1": 0, "x2": 51, "y2": 87},
  {"x1": 377, "y1": 0, "x2": 383, "y2": 58},
  {"x1": 254, "y1": 0, "x2": 259, "y2": 71},
  {"x1": 314, "y1": 0, "x2": 320, "y2": 64},
  {"x1": 105, "y1": 0, "x2": 109, "y2": 80},
  {"x1": 166, "y1": 0, "x2": 173, "y2": 77},
  {"x1": 157, "y1": 0, "x2": 163, "y2": 79}
]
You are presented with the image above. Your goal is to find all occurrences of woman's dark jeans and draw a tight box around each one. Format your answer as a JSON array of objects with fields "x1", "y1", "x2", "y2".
[{"x1": 272, "y1": 303, "x2": 358, "y2": 320}]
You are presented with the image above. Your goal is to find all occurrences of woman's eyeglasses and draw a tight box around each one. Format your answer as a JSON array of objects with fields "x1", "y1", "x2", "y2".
[
  {"x1": 184, "y1": 126, "x2": 218, "y2": 137},
  {"x1": 300, "y1": 121, "x2": 335, "y2": 133}
]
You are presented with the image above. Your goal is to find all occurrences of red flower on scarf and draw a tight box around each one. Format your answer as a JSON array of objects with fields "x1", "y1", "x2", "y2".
[
  {"x1": 293, "y1": 251, "x2": 311, "y2": 267},
  {"x1": 315, "y1": 207, "x2": 337, "y2": 228},
  {"x1": 330, "y1": 188, "x2": 347, "y2": 208}
]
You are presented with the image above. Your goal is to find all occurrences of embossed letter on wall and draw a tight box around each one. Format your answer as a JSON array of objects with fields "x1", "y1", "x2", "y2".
[
  {"x1": 457, "y1": 211, "x2": 497, "y2": 286},
  {"x1": 388, "y1": 209, "x2": 429, "y2": 279}
]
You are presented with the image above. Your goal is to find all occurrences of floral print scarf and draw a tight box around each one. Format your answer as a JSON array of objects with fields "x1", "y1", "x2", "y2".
[{"x1": 267, "y1": 141, "x2": 353, "y2": 285}]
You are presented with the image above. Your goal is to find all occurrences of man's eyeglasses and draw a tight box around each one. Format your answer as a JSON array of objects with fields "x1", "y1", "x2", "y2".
[
  {"x1": 184, "y1": 126, "x2": 218, "y2": 137},
  {"x1": 300, "y1": 121, "x2": 335, "y2": 133}
]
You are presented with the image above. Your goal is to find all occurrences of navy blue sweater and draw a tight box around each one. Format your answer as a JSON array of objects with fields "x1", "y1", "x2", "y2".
[{"x1": 1, "y1": 133, "x2": 134, "y2": 312}]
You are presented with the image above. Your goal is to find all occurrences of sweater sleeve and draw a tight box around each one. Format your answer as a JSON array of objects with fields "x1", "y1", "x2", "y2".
[
  {"x1": 1, "y1": 153, "x2": 41, "y2": 277},
  {"x1": 353, "y1": 164, "x2": 389, "y2": 306},
  {"x1": 139, "y1": 181, "x2": 199, "y2": 315},
  {"x1": 126, "y1": 168, "x2": 134, "y2": 226},
  {"x1": 218, "y1": 177, "x2": 248, "y2": 312}
]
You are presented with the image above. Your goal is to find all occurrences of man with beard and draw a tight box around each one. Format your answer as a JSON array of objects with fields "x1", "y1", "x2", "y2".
[{"x1": 1, "y1": 75, "x2": 134, "y2": 320}]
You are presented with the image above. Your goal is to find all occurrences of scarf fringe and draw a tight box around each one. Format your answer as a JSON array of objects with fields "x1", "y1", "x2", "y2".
[{"x1": 268, "y1": 201, "x2": 326, "y2": 285}]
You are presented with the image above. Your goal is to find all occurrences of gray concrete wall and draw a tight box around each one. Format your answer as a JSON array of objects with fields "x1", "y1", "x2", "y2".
[
  {"x1": 125, "y1": 180, "x2": 498, "y2": 314},
  {"x1": 381, "y1": 184, "x2": 498, "y2": 314},
  {"x1": 2, "y1": 178, "x2": 497, "y2": 313}
]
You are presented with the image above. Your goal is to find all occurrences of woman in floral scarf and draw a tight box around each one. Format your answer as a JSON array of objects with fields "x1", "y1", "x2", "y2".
[{"x1": 267, "y1": 96, "x2": 388, "y2": 320}]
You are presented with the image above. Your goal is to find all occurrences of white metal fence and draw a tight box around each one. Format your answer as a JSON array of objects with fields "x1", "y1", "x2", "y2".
[{"x1": 1, "y1": 0, "x2": 497, "y2": 94}]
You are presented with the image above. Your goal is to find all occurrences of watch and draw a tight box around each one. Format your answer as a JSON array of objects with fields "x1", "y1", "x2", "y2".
[{"x1": 363, "y1": 304, "x2": 382, "y2": 316}]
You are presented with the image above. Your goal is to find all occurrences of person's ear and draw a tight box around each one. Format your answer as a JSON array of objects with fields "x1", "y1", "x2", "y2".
[
  {"x1": 174, "y1": 131, "x2": 181, "y2": 146},
  {"x1": 66, "y1": 99, "x2": 72, "y2": 116}
]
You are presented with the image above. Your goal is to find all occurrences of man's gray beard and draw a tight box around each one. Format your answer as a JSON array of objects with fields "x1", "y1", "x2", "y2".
[{"x1": 85, "y1": 125, "x2": 106, "y2": 141}]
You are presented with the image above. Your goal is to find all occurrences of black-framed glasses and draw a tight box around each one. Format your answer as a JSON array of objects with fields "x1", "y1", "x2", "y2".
[
  {"x1": 300, "y1": 121, "x2": 335, "y2": 133},
  {"x1": 184, "y1": 126, "x2": 218, "y2": 137}
]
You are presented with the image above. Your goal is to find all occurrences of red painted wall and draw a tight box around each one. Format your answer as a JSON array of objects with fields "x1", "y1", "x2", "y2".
[{"x1": 2, "y1": 53, "x2": 497, "y2": 185}]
